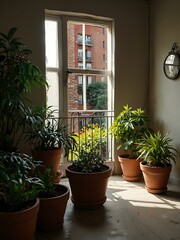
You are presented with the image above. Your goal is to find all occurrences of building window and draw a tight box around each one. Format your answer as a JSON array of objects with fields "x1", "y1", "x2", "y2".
[
  {"x1": 103, "y1": 41, "x2": 105, "y2": 48},
  {"x1": 86, "y1": 50, "x2": 91, "y2": 62},
  {"x1": 78, "y1": 49, "x2": 83, "y2": 61},
  {"x1": 87, "y1": 76, "x2": 92, "y2": 85}
]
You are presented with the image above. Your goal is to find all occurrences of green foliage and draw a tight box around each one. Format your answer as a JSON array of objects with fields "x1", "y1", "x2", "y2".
[
  {"x1": 70, "y1": 123, "x2": 107, "y2": 173},
  {"x1": 25, "y1": 106, "x2": 77, "y2": 156},
  {"x1": 137, "y1": 131, "x2": 177, "y2": 167},
  {"x1": 86, "y1": 82, "x2": 107, "y2": 109},
  {"x1": 0, "y1": 151, "x2": 42, "y2": 212},
  {"x1": 0, "y1": 27, "x2": 48, "y2": 151},
  {"x1": 37, "y1": 168, "x2": 56, "y2": 197},
  {"x1": 72, "y1": 148, "x2": 105, "y2": 173},
  {"x1": 110, "y1": 105, "x2": 152, "y2": 158},
  {"x1": 74, "y1": 123, "x2": 107, "y2": 155}
]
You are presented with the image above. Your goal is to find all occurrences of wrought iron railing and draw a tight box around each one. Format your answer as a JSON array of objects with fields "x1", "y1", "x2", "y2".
[{"x1": 56, "y1": 110, "x2": 114, "y2": 162}]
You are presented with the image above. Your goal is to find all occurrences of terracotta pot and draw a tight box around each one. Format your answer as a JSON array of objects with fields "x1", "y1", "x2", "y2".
[
  {"x1": 140, "y1": 162, "x2": 172, "y2": 194},
  {"x1": 31, "y1": 148, "x2": 63, "y2": 183},
  {"x1": 0, "y1": 198, "x2": 39, "y2": 240},
  {"x1": 37, "y1": 184, "x2": 69, "y2": 231},
  {"x1": 118, "y1": 155, "x2": 142, "y2": 182},
  {"x1": 66, "y1": 165, "x2": 112, "y2": 209}
]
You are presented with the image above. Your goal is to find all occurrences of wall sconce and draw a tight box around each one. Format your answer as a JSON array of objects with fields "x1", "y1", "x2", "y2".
[{"x1": 163, "y1": 43, "x2": 180, "y2": 80}]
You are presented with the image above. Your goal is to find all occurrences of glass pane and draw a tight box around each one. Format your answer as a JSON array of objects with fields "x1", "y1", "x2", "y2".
[
  {"x1": 68, "y1": 22, "x2": 82, "y2": 69},
  {"x1": 46, "y1": 71, "x2": 59, "y2": 113},
  {"x1": 67, "y1": 21, "x2": 108, "y2": 70},
  {"x1": 67, "y1": 74, "x2": 108, "y2": 111},
  {"x1": 45, "y1": 20, "x2": 59, "y2": 68},
  {"x1": 86, "y1": 75, "x2": 108, "y2": 110},
  {"x1": 85, "y1": 25, "x2": 108, "y2": 70}
]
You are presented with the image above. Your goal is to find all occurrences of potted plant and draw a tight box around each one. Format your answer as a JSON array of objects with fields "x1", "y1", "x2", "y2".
[
  {"x1": 0, "y1": 27, "x2": 47, "y2": 152},
  {"x1": 0, "y1": 151, "x2": 42, "y2": 239},
  {"x1": 110, "y1": 105, "x2": 152, "y2": 181},
  {"x1": 66, "y1": 146, "x2": 112, "y2": 210},
  {"x1": 25, "y1": 106, "x2": 77, "y2": 182},
  {"x1": 35, "y1": 167, "x2": 69, "y2": 231},
  {"x1": 137, "y1": 131, "x2": 177, "y2": 194}
]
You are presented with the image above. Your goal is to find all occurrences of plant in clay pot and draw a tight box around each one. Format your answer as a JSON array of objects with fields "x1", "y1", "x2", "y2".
[
  {"x1": 66, "y1": 145, "x2": 112, "y2": 209},
  {"x1": 0, "y1": 151, "x2": 42, "y2": 239},
  {"x1": 35, "y1": 167, "x2": 69, "y2": 231},
  {"x1": 110, "y1": 105, "x2": 152, "y2": 182},
  {"x1": 137, "y1": 131, "x2": 177, "y2": 194},
  {"x1": 25, "y1": 106, "x2": 77, "y2": 182}
]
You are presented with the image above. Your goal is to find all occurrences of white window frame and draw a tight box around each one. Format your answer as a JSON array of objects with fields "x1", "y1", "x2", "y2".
[{"x1": 45, "y1": 12, "x2": 114, "y2": 115}]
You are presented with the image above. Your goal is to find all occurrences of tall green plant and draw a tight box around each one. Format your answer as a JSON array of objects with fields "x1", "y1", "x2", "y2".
[
  {"x1": 0, "y1": 27, "x2": 48, "y2": 151},
  {"x1": 110, "y1": 105, "x2": 152, "y2": 158}
]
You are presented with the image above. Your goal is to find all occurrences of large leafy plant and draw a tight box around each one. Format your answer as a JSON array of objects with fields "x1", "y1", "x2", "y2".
[
  {"x1": 137, "y1": 131, "x2": 177, "y2": 167},
  {"x1": 0, "y1": 151, "x2": 42, "y2": 212},
  {"x1": 0, "y1": 27, "x2": 47, "y2": 151},
  {"x1": 110, "y1": 105, "x2": 152, "y2": 158}
]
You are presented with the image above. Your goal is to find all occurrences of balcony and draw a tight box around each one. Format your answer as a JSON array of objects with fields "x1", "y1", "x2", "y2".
[
  {"x1": 77, "y1": 39, "x2": 93, "y2": 46},
  {"x1": 52, "y1": 110, "x2": 114, "y2": 163}
]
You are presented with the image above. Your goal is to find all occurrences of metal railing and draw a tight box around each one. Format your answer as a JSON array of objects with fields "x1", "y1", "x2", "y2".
[{"x1": 56, "y1": 110, "x2": 114, "y2": 162}]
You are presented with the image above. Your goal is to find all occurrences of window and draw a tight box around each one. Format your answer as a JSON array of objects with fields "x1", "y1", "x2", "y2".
[
  {"x1": 86, "y1": 50, "x2": 91, "y2": 61},
  {"x1": 45, "y1": 13, "x2": 114, "y2": 114},
  {"x1": 103, "y1": 41, "x2": 105, "y2": 48},
  {"x1": 77, "y1": 34, "x2": 82, "y2": 44},
  {"x1": 78, "y1": 49, "x2": 83, "y2": 61},
  {"x1": 45, "y1": 12, "x2": 114, "y2": 163}
]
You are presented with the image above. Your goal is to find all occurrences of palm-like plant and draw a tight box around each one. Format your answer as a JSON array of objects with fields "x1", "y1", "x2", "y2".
[
  {"x1": 137, "y1": 131, "x2": 177, "y2": 167},
  {"x1": 25, "y1": 106, "x2": 77, "y2": 157}
]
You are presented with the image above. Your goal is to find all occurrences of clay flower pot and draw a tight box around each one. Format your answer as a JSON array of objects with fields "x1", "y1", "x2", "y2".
[
  {"x1": 140, "y1": 162, "x2": 172, "y2": 194},
  {"x1": 32, "y1": 148, "x2": 63, "y2": 183},
  {"x1": 118, "y1": 155, "x2": 142, "y2": 182},
  {"x1": 0, "y1": 198, "x2": 39, "y2": 240},
  {"x1": 66, "y1": 165, "x2": 112, "y2": 209},
  {"x1": 36, "y1": 184, "x2": 69, "y2": 231}
]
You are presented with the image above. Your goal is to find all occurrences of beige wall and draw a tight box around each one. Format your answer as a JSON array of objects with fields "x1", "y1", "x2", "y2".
[
  {"x1": 0, "y1": 0, "x2": 148, "y2": 172},
  {"x1": 150, "y1": 0, "x2": 180, "y2": 183}
]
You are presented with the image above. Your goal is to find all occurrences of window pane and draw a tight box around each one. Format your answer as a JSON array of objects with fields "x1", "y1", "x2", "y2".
[
  {"x1": 45, "y1": 20, "x2": 59, "y2": 68},
  {"x1": 68, "y1": 74, "x2": 108, "y2": 111},
  {"x1": 46, "y1": 71, "x2": 59, "y2": 112},
  {"x1": 68, "y1": 22, "x2": 82, "y2": 68},
  {"x1": 86, "y1": 75, "x2": 108, "y2": 110},
  {"x1": 67, "y1": 21, "x2": 108, "y2": 70}
]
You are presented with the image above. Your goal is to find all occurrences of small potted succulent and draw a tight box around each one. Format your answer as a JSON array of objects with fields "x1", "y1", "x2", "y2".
[
  {"x1": 110, "y1": 105, "x2": 152, "y2": 182},
  {"x1": 0, "y1": 151, "x2": 42, "y2": 239},
  {"x1": 36, "y1": 167, "x2": 69, "y2": 231},
  {"x1": 66, "y1": 146, "x2": 112, "y2": 209},
  {"x1": 137, "y1": 131, "x2": 177, "y2": 194},
  {"x1": 25, "y1": 106, "x2": 77, "y2": 182}
]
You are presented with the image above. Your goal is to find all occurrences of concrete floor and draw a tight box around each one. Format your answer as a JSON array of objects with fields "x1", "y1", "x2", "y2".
[{"x1": 35, "y1": 176, "x2": 180, "y2": 240}]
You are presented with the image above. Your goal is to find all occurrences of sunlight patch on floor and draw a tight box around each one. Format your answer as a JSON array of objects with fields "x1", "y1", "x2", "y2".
[{"x1": 107, "y1": 178, "x2": 180, "y2": 210}]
